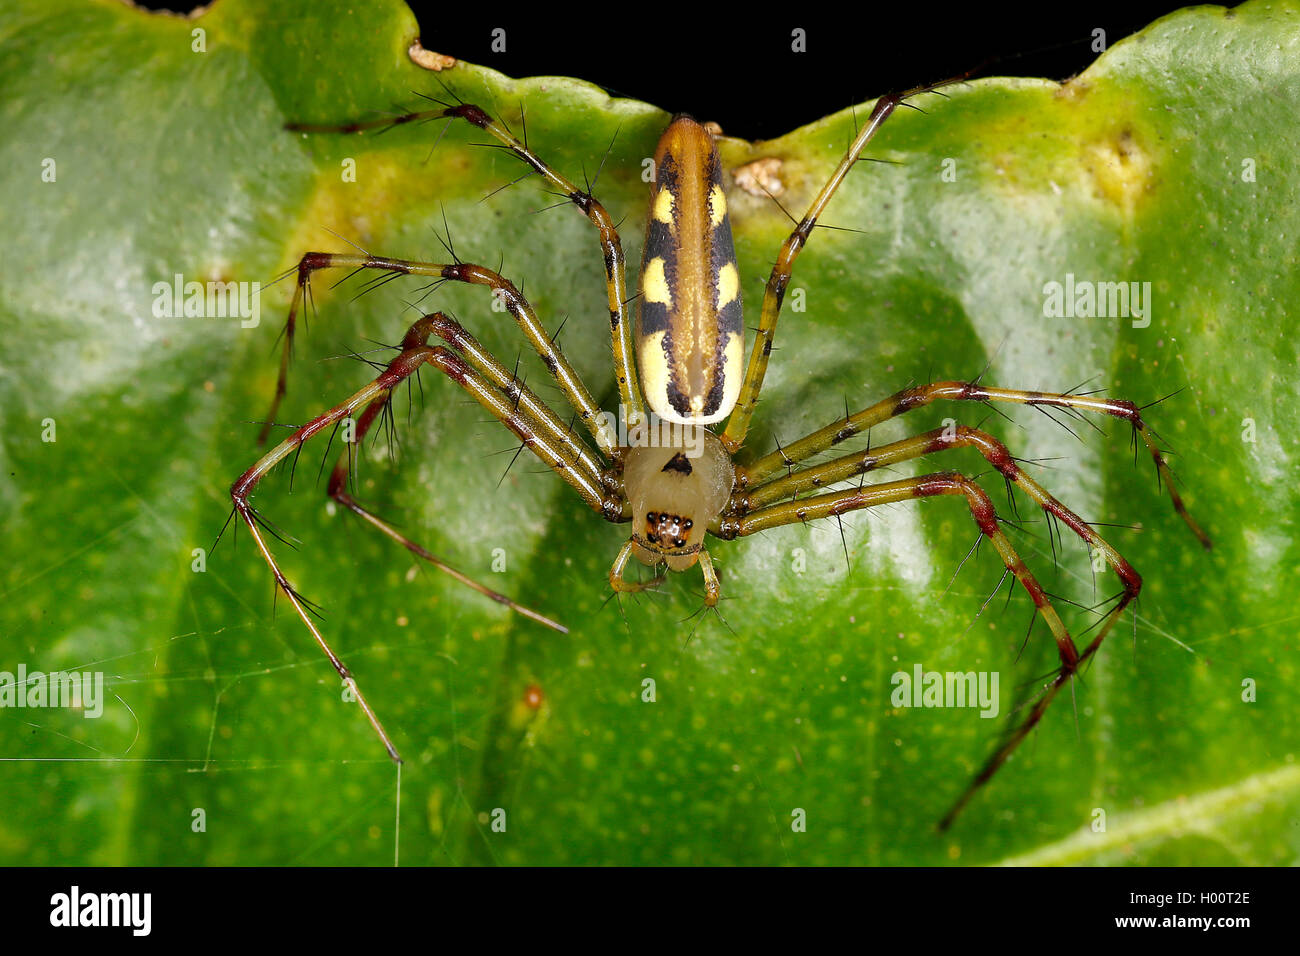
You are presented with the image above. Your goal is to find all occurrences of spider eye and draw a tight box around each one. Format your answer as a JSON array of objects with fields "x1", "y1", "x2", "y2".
[
  {"x1": 673, "y1": 537, "x2": 686, "y2": 548},
  {"x1": 647, "y1": 512, "x2": 657, "y2": 522},
  {"x1": 684, "y1": 519, "x2": 693, "y2": 529}
]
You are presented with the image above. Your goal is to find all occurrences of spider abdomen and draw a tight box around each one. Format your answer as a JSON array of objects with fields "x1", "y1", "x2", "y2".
[{"x1": 636, "y1": 115, "x2": 744, "y2": 427}]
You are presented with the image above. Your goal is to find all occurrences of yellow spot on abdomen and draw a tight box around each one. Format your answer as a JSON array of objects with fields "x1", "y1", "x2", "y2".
[
  {"x1": 653, "y1": 188, "x2": 675, "y2": 225},
  {"x1": 709, "y1": 184, "x2": 727, "y2": 227},
  {"x1": 716, "y1": 262, "x2": 738, "y2": 308},
  {"x1": 642, "y1": 257, "x2": 672, "y2": 306},
  {"x1": 638, "y1": 329, "x2": 673, "y2": 419}
]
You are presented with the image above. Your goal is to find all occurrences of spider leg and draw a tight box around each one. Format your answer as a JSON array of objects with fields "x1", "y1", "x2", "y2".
[
  {"x1": 737, "y1": 380, "x2": 1210, "y2": 549},
  {"x1": 261, "y1": 253, "x2": 619, "y2": 457},
  {"x1": 735, "y1": 421, "x2": 1142, "y2": 652},
  {"x1": 697, "y1": 549, "x2": 722, "y2": 607},
  {"x1": 609, "y1": 544, "x2": 721, "y2": 606},
  {"x1": 718, "y1": 471, "x2": 1126, "y2": 828},
  {"x1": 232, "y1": 340, "x2": 439, "y2": 762},
  {"x1": 721, "y1": 77, "x2": 965, "y2": 453},
  {"x1": 286, "y1": 99, "x2": 644, "y2": 427},
  {"x1": 608, "y1": 539, "x2": 665, "y2": 595},
  {"x1": 425, "y1": 312, "x2": 608, "y2": 483},
  {"x1": 232, "y1": 314, "x2": 624, "y2": 759},
  {"x1": 323, "y1": 342, "x2": 570, "y2": 634},
  {"x1": 419, "y1": 343, "x2": 619, "y2": 518}
]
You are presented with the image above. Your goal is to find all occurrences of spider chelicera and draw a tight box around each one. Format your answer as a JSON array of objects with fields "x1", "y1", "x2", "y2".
[{"x1": 227, "y1": 77, "x2": 1209, "y2": 827}]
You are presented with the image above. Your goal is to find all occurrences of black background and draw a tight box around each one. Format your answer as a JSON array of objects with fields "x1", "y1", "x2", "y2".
[
  {"x1": 137, "y1": 1, "x2": 1211, "y2": 138},
  {"x1": 7, "y1": 864, "x2": 1272, "y2": 938}
]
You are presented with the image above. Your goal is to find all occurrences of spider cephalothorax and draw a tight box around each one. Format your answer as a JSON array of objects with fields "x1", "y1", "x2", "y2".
[
  {"x1": 623, "y1": 430, "x2": 733, "y2": 573},
  {"x1": 231, "y1": 78, "x2": 1209, "y2": 826}
]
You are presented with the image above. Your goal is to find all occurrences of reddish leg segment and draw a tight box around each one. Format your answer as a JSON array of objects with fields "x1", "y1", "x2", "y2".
[
  {"x1": 322, "y1": 349, "x2": 570, "y2": 634},
  {"x1": 231, "y1": 313, "x2": 622, "y2": 760},
  {"x1": 721, "y1": 78, "x2": 971, "y2": 453},
  {"x1": 719, "y1": 469, "x2": 1135, "y2": 828},
  {"x1": 277, "y1": 97, "x2": 643, "y2": 436},
  {"x1": 261, "y1": 254, "x2": 619, "y2": 456},
  {"x1": 737, "y1": 380, "x2": 1211, "y2": 549},
  {"x1": 721, "y1": 377, "x2": 1211, "y2": 825}
]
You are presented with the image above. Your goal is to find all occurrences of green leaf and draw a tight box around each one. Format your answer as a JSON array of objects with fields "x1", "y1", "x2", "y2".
[{"x1": 1, "y1": 0, "x2": 1296, "y2": 865}]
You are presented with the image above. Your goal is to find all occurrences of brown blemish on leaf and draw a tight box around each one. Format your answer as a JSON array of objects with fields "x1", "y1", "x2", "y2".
[
  {"x1": 1055, "y1": 76, "x2": 1091, "y2": 101},
  {"x1": 1081, "y1": 126, "x2": 1153, "y2": 217},
  {"x1": 408, "y1": 39, "x2": 456, "y2": 72},
  {"x1": 732, "y1": 156, "x2": 785, "y2": 198}
]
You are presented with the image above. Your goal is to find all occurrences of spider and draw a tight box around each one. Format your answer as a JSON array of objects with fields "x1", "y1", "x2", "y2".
[{"x1": 227, "y1": 77, "x2": 1210, "y2": 828}]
